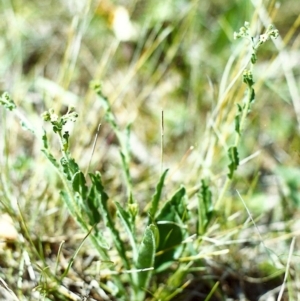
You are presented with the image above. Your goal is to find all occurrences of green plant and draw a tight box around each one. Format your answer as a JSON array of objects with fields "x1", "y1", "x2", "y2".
[
  {"x1": 0, "y1": 12, "x2": 288, "y2": 300},
  {"x1": 215, "y1": 22, "x2": 279, "y2": 212},
  {"x1": 33, "y1": 81, "x2": 190, "y2": 300}
]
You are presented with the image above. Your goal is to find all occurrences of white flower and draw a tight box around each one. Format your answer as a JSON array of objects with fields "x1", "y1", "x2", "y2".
[
  {"x1": 259, "y1": 34, "x2": 269, "y2": 43},
  {"x1": 244, "y1": 21, "x2": 250, "y2": 28},
  {"x1": 50, "y1": 113, "x2": 58, "y2": 122}
]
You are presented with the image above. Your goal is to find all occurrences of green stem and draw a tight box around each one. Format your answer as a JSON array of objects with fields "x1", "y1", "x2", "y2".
[{"x1": 215, "y1": 82, "x2": 254, "y2": 212}]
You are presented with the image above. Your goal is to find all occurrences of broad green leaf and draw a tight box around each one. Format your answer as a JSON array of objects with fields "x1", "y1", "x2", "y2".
[
  {"x1": 156, "y1": 186, "x2": 186, "y2": 222},
  {"x1": 148, "y1": 169, "x2": 168, "y2": 222},
  {"x1": 72, "y1": 171, "x2": 88, "y2": 199},
  {"x1": 89, "y1": 172, "x2": 109, "y2": 208},
  {"x1": 135, "y1": 224, "x2": 156, "y2": 291},
  {"x1": 85, "y1": 182, "x2": 101, "y2": 225},
  {"x1": 227, "y1": 146, "x2": 239, "y2": 179},
  {"x1": 155, "y1": 186, "x2": 188, "y2": 271}
]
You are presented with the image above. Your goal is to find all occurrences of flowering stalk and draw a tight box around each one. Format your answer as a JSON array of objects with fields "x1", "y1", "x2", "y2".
[{"x1": 215, "y1": 22, "x2": 279, "y2": 212}]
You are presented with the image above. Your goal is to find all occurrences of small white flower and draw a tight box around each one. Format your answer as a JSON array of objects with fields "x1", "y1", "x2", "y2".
[
  {"x1": 244, "y1": 21, "x2": 250, "y2": 28},
  {"x1": 259, "y1": 34, "x2": 268, "y2": 43},
  {"x1": 50, "y1": 114, "x2": 58, "y2": 122}
]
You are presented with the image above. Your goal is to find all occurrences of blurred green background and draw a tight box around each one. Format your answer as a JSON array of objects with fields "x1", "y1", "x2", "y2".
[{"x1": 0, "y1": 0, "x2": 300, "y2": 299}]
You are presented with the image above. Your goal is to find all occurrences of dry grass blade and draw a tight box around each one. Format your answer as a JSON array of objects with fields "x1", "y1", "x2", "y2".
[
  {"x1": 277, "y1": 237, "x2": 295, "y2": 301},
  {"x1": 0, "y1": 277, "x2": 20, "y2": 301}
]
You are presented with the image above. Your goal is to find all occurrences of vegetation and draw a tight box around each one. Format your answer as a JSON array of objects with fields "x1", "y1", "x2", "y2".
[{"x1": 0, "y1": 0, "x2": 299, "y2": 300}]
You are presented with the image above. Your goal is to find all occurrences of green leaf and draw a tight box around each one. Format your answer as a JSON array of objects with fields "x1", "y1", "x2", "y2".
[
  {"x1": 155, "y1": 186, "x2": 188, "y2": 271},
  {"x1": 148, "y1": 169, "x2": 168, "y2": 222},
  {"x1": 41, "y1": 131, "x2": 49, "y2": 149},
  {"x1": 60, "y1": 156, "x2": 79, "y2": 180},
  {"x1": 62, "y1": 131, "x2": 70, "y2": 152},
  {"x1": 0, "y1": 92, "x2": 16, "y2": 111},
  {"x1": 243, "y1": 69, "x2": 254, "y2": 86},
  {"x1": 89, "y1": 172, "x2": 109, "y2": 209},
  {"x1": 72, "y1": 171, "x2": 88, "y2": 199},
  {"x1": 60, "y1": 191, "x2": 110, "y2": 250},
  {"x1": 198, "y1": 179, "x2": 214, "y2": 235},
  {"x1": 41, "y1": 149, "x2": 59, "y2": 168},
  {"x1": 156, "y1": 186, "x2": 187, "y2": 223},
  {"x1": 60, "y1": 190, "x2": 77, "y2": 219},
  {"x1": 250, "y1": 86, "x2": 255, "y2": 103},
  {"x1": 251, "y1": 52, "x2": 257, "y2": 64},
  {"x1": 227, "y1": 146, "x2": 239, "y2": 179},
  {"x1": 135, "y1": 224, "x2": 156, "y2": 291},
  {"x1": 158, "y1": 264, "x2": 189, "y2": 301},
  {"x1": 85, "y1": 182, "x2": 102, "y2": 225},
  {"x1": 115, "y1": 201, "x2": 137, "y2": 255},
  {"x1": 115, "y1": 202, "x2": 133, "y2": 234},
  {"x1": 94, "y1": 85, "x2": 134, "y2": 207},
  {"x1": 234, "y1": 104, "x2": 242, "y2": 135},
  {"x1": 90, "y1": 172, "x2": 130, "y2": 269}
]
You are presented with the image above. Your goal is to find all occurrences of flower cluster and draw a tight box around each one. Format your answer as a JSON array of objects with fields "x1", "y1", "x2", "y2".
[
  {"x1": 234, "y1": 22, "x2": 279, "y2": 65},
  {"x1": 259, "y1": 24, "x2": 279, "y2": 43},
  {"x1": 41, "y1": 107, "x2": 78, "y2": 135},
  {"x1": 42, "y1": 107, "x2": 78, "y2": 124},
  {"x1": 234, "y1": 22, "x2": 279, "y2": 44},
  {"x1": 233, "y1": 21, "x2": 251, "y2": 40}
]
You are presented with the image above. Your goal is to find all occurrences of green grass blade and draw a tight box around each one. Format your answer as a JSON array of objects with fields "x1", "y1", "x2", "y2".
[{"x1": 148, "y1": 169, "x2": 169, "y2": 222}]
